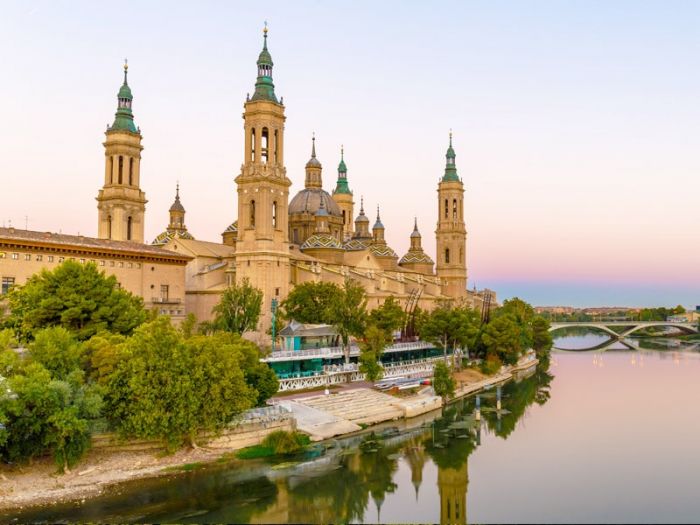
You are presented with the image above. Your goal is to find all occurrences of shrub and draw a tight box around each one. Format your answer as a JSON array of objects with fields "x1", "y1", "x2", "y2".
[
  {"x1": 261, "y1": 430, "x2": 310, "y2": 455},
  {"x1": 480, "y1": 354, "x2": 502, "y2": 375}
]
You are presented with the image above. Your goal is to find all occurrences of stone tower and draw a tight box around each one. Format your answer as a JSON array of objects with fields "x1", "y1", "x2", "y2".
[
  {"x1": 435, "y1": 132, "x2": 467, "y2": 299},
  {"x1": 97, "y1": 61, "x2": 147, "y2": 242},
  {"x1": 235, "y1": 26, "x2": 291, "y2": 333},
  {"x1": 332, "y1": 146, "x2": 354, "y2": 240}
]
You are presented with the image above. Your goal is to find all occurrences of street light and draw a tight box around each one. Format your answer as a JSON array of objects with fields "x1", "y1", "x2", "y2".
[{"x1": 271, "y1": 298, "x2": 279, "y2": 352}]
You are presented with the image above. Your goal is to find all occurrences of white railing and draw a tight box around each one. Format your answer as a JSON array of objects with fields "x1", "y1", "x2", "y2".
[
  {"x1": 275, "y1": 356, "x2": 444, "y2": 392},
  {"x1": 264, "y1": 340, "x2": 434, "y2": 363}
]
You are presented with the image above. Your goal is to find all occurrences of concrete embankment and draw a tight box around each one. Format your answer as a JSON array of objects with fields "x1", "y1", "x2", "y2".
[{"x1": 277, "y1": 355, "x2": 539, "y2": 441}]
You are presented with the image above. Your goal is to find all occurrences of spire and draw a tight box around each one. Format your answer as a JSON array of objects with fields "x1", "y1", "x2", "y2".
[
  {"x1": 169, "y1": 182, "x2": 185, "y2": 213},
  {"x1": 411, "y1": 217, "x2": 421, "y2": 238},
  {"x1": 334, "y1": 145, "x2": 352, "y2": 195},
  {"x1": 373, "y1": 205, "x2": 384, "y2": 230},
  {"x1": 251, "y1": 23, "x2": 278, "y2": 103},
  {"x1": 442, "y1": 129, "x2": 459, "y2": 182},
  {"x1": 110, "y1": 59, "x2": 138, "y2": 133}
]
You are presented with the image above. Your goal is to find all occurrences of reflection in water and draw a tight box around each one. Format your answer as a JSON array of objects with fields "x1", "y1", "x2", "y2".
[{"x1": 1, "y1": 362, "x2": 553, "y2": 525}]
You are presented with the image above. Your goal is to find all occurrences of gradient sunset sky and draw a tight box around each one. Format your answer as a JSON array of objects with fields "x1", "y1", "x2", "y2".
[{"x1": 2, "y1": 1, "x2": 699, "y2": 307}]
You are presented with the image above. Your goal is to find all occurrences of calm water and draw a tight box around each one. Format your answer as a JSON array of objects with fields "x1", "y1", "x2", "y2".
[{"x1": 4, "y1": 333, "x2": 700, "y2": 524}]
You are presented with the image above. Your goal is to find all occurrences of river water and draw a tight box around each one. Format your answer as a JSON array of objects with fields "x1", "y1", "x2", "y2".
[{"x1": 4, "y1": 332, "x2": 700, "y2": 524}]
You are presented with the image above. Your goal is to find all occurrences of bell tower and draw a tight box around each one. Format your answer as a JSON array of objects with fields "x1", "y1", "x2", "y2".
[
  {"x1": 97, "y1": 60, "x2": 147, "y2": 242},
  {"x1": 235, "y1": 25, "x2": 291, "y2": 333},
  {"x1": 436, "y1": 132, "x2": 467, "y2": 299},
  {"x1": 332, "y1": 146, "x2": 354, "y2": 240}
]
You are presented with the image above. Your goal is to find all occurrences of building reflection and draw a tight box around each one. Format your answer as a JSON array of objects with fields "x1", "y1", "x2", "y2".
[{"x1": 246, "y1": 360, "x2": 553, "y2": 524}]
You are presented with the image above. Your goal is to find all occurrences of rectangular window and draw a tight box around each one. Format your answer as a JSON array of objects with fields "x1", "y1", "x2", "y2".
[
  {"x1": 118, "y1": 262, "x2": 124, "y2": 268},
  {"x1": 160, "y1": 285, "x2": 169, "y2": 301},
  {"x1": 136, "y1": 263, "x2": 141, "y2": 269},
  {"x1": 1, "y1": 277, "x2": 15, "y2": 295},
  {"x1": 11, "y1": 253, "x2": 18, "y2": 260},
  {"x1": 110, "y1": 260, "x2": 115, "y2": 267},
  {"x1": 127, "y1": 262, "x2": 133, "y2": 269},
  {"x1": 24, "y1": 254, "x2": 31, "y2": 261},
  {"x1": 36, "y1": 255, "x2": 43, "y2": 262},
  {"x1": 100, "y1": 260, "x2": 105, "y2": 266},
  {"x1": 0, "y1": 253, "x2": 5, "y2": 259},
  {"x1": 79, "y1": 258, "x2": 86, "y2": 264},
  {"x1": 48, "y1": 255, "x2": 54, "y2": 262}
]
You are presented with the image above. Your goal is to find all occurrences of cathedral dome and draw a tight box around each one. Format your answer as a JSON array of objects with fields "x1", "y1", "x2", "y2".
[
  {"x1": 399, "y1": 251, "x2": 434, "y2": 265},
  {"x1": 289, "y1": 188, "x2": 342, "y2": 217},
  {"x1": 301, "y1": 233, "x2": 343, "y2": 250}
]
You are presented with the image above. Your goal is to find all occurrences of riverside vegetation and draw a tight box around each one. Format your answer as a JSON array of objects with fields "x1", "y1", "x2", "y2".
[
  {"x1": 0, "y1": 262, "x2": 552, "y2": 475},
  {"x1": 0, "y1": 261, "x2": 277, "y2": 473}
]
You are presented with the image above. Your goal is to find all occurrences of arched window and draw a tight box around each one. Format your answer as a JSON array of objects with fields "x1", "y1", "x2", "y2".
[
  {"x1": 127, "y1": 216, "x2": 132, "y2": 241},
  {"x1": 250, "y1": 200, "x2": 256, "y2": 228},
  {"x1": 118, "y1": 156, "x2": 123, "y2": 184},
  {"x1": 453, "y1": 199, "x2": 458, "y2": 219},
  {"x1": 342, "y1": 210, "x2": 346, "y2": 225},
  {"x1": 109, "y1": 157, "x2": 114, "y2": 184},
  {"x1": 129, "y1": 158, "x2": 134, "y2": 185},
  {"x1": 272, "y1": 201, "x2": 277, "y2": 228},
  {"x1": 460, "y1": 246, "x2": 463, "y2": 262},
  {"x1": 445, "y1": 248, "x2": 450, "y2": 264},
  {"x1": 261, "y1": 128, "x2": 269, "y2": 164},
  {"x1": 274, "y1": 129, "x2": 278, "y2": 163},
  {"x1": 293, "y1": 228, "x2": 299, "y2": 244},
  {"x1": 444, "y1": 199, "x2": 449, "y2": 219},
  {"x1": 108, "y1": 215, "x2": 112, "y2": 239},
  {"x1": 250, "y1": 128, "x2": 256, "y2": 162}
]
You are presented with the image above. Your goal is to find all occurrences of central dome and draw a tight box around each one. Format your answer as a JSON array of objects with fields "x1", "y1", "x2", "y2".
[{"x1": 289, "y1": 188, "x2": 342, "y2": 217}]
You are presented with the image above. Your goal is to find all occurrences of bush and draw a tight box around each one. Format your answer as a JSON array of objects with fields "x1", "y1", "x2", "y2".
[
  {"x1": 433, "y1": 361, "x2": 456, "y2": 400},
  {"x1": 261, "y1": 430, "x2": 310, "y2": 455},
  {"x1": 480, "y1": 354, "x2": 502, "y2": 375}
]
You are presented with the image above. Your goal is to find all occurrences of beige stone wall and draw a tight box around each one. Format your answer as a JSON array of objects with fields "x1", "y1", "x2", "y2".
[{"x1": 0, "y1": 244, "x2": 187, "y2": 321}]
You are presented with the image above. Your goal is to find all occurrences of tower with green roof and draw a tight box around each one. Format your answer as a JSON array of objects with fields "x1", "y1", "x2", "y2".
[
  {"x1": 96, "y1": 60, "x2": 147, "y2": 243},
  {"x1": 332, "y1": 146, "x2": 355, "y2": 241},
  {"x1": 435, "y1": 131, "x2": 467, "y2": 299},
  {"x1": 235, "y1": 24, "x2": 292, "y2": 334}
]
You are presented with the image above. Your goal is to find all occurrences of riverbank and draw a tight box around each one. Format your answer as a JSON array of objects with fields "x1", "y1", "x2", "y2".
[{"x1": 0, "y1": 355, "x2": 538, "y2": 515}]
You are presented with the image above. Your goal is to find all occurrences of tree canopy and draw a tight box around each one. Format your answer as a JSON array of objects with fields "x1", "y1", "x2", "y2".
[
  {"x1": 4, "y1": 260, "x2": 146, "y2": 341},
  {"x1": 368, "y1": 297, "x2": 406, "y2": 337},
  {"x1": 211, "y1": 278, "x2": 263, "y2": 335},
  {"x1": 359, "y1": 325, "x2": 388, "y2": 382},
  {"x1": 329, "y1": 279, "x2": 368, "y2": 363},
  {"x1": 280, "y1": 281, "x2": 343, "y2": 325}
]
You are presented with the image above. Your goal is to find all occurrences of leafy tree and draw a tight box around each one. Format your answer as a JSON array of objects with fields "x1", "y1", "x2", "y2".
[
  {"x1": 5, "y1": 260, "x2": 146, "y2": 341},
  {"x1": 179, "y1": 313, "x2": 198, "y2": 339},
  {"x1": 496, "y1": 297, "x2": 535, "y2": 351},
  {"x1": 432, "y1": 361, "x2": 455, "y2": 400},
  {"x1": 482, "y1": 315, "x2": 523, "y2": 365},
  {"x1": 106, "y1": 318, "x2": 257, "y2": 449},
  {"x1": 328, "y1": 279, "x2": 368, "y2": 364},
  {"x1": 532, "y1": 316, "x2": 553, "y2": 357},
  {"x1": 420, "y1": 305, "x2": 479, "y2": 364},
  {"x1": 368, "y1": 297, "x2": 406, "y2": 337},
  {"x1": 212, "y1": 278, "x2": 263, "y2": 335},
  {"x1": 280, "y1": 281, "x2": 343, "y2": 325},
  {"x1": 1, "y1": 364, "x2": 102, "y2": 472},
  {"x1": 81, "y1": 332, "x2": 126, "y2": 386},
  {"x1": 29, "y1": 327, "x2": 83, "y2": 379},
  {"x1": 359, "y1": 325, "x2": 388, "y2": 382}
]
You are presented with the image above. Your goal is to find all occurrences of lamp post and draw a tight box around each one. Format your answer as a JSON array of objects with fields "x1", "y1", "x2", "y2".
[{"x1": 271, "y1": 298, "x2": 278, "y2": 352}]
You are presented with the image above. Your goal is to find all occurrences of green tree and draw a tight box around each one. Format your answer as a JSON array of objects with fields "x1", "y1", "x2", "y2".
[
  {"x1": 496, "y1": 297, "x2": 535, "y2": 350},
  {"x1": 368, "y1": 297, "x2": 406, "y2": 337},
  {"x1": 432, "y1": 360, "x2": 455, "y2": 400},
  {"x1": 106, "y1": 318, "x2": 257, "y2": 449},
  {"x1": 280, "y1": 281, "x2": 343, "y2": 325},
  {"x1": 80, "y1": 332, "x2": 126, "y2": 386},
  {"x1": 328, "y1": 279, "x2": 368, "y2": 364},
  {"x1": 179, "y1": 313, "x2": 198, "y2": 339},
  {"x1": 532, "y1": 316, "x2": 553, "y2": 357},
  {"x1": 1, "y1": 364, "x2": 102, "y2": 472},
  {"x1": 482, "y1": 315, "x2": 523, "y2": 366},
  {"x1": 211, "y1": 278, "x2": 263, "y2": 335},
  {"x1": 29, "y1": 327, "x2": 83, "y2": 379},
  {"x1": 359, "y1": 325, "x2": 388, "y2": 382},
  {"x1": 5, "y1": 260, "x2": 146, "y2": 341},
  {"x1": 420, "y1": 305, "x2": 479, "y2": 364}
]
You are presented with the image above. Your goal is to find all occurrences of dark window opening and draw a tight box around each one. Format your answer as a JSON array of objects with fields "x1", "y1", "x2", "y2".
[
  {"x1": 118, "y1": 156, "x2": 123, "y2": 184},
  {"x1": 127, "y1": 216, "x2": 133, "y2": 241},
  {"x1": 250, "y1": 200, "x2": 256, "y2": 228},
  {"x1": 445, "y1": 248, "x2": 450, "y2": 264}
]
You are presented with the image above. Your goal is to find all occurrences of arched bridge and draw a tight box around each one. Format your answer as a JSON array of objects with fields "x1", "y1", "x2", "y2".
[{"x1": 549, "y1": 321, "x2": 698, "y2": 339}]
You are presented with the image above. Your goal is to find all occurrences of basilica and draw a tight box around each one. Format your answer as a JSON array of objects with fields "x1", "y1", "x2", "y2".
[{"x1": 0, "y1": 27, "x2": 494, "y2": 340}]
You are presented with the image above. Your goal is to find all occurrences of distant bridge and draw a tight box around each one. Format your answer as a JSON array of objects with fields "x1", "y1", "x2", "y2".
[
  {"x1": 549, "y1": 321, "x2": 698, "y2": 339},
  {"x1": 549, "y1": 321, "x2": 698, "y2": 351}
]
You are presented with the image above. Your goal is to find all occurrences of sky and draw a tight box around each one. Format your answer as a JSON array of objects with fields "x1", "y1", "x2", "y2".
[{"x1": 2, "y1": 1, "x2": 700, "y2": 308}]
